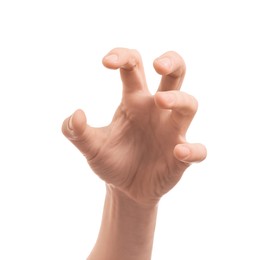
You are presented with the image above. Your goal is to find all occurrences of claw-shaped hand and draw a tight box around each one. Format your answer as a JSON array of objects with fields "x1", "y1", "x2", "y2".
[{"x1": 62, "y1": 48, "x2": 207, "y2": 206}]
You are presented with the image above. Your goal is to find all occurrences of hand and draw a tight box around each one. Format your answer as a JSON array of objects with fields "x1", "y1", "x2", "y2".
[{"x1": 62, "y1": 48, "x2": 207, "y2": 206}]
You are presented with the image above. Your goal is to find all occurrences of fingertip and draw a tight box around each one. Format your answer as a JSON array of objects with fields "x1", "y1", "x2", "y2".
[
  {"x1": 103, "y1": 48, "x2": 141, "y2": 71},
  {"x1": 102, "y1": 53, "x2": 119, "y2": 69},
  {"x1": 174, "y1": 143, "x2": 207, "y2": 163},
  {"x1": 153, "y1": 57, "x2": 172, "y2": 75},
  {"x1": 71, "y1": 109, "x2": 87, "y2": 134},
  {"x1": 200, "y1": 145, "x2": 208, "y2": 162},
  {"x1": 62, "y1": 109, "x2": 87, "y2": 138},
  {"x1": 68, "y1": 114, "x2": 74, "y2": 130}
]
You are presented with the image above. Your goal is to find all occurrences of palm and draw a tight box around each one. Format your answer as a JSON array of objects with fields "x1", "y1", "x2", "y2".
[
  {"x1": 89, "y1": 93, "x2": 186, "y2": 204},
  {"x1": 62, "y1": 48, "x2": 206, "y2": 205}
]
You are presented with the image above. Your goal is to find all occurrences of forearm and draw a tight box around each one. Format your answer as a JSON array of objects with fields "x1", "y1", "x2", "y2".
[{"x1": 87, "y1": 184, "x2": 158, "y2": 260}]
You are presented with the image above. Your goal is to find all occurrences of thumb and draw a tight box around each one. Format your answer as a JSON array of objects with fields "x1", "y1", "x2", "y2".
[
  {"x1": 62, "y1": 109, "x2": 99, "y2": 160},
  {"x1": 173, "y1": 143, "x2": 207, "y2": 163}
]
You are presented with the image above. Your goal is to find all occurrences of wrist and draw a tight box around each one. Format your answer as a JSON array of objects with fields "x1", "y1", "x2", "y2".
[
  {"x1": 106, "y1": 183, "x2": 159, "y2": 211},
  {"x1": 88, "y1": 184, "x2": 158, "y2": 260}
]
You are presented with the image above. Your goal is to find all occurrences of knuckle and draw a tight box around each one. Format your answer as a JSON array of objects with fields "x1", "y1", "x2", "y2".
[
  {"x1": 130, "y1": 48, "x2": 142, "y2": 63},
  {"x1": 177, "y1": 92, "x2": 198, "y2": 115},
  {"x1": 168, "y1": 51, "x2": 186, "y2": 75}
]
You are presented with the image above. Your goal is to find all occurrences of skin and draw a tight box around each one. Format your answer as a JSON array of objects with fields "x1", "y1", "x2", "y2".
[{"x1": 62, "y1": 48, "x2": 207, "y2": 260}]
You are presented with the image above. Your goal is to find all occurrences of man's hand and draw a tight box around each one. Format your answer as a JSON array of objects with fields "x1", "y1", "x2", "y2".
[{"x1": 62, "y1": 48, "x2": 207, "y2": 206}]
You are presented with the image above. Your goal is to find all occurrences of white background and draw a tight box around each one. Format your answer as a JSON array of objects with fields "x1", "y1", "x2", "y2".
[{"x1": 0, "y1": 0, "x2": 266, "y2": 259}]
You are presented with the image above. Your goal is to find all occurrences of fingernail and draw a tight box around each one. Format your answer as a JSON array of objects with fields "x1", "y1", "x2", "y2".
[
  {"x1": 157, "y1": 57, "x2": 171, "y2": 68},
  {"x1": 104, "y1": 54, "x2": 118, "y2": 63},
  {"x1": 68, "y1": 115, "x2": 74, "y2": 130}
]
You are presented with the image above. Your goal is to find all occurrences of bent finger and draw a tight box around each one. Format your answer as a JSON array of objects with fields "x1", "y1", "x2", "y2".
[
  {"x1": 154, "y1": 90, "x2": 198, "y2": 132},
  {"x1": 102, "y1": 48, "x2": 148, "y2": 94},
  {"x1": 153, "y1": 51, "x2": 186, "y2": 91}
]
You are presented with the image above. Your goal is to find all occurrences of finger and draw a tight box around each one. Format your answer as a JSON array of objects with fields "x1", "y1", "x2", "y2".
[
  {"x1": 153, "y1": 51, "x2": 186, "y2": 91},
  {"x1": 102, "y1": 48, "x2": 148, "y2": 94},
  {"x1": 173, "y1": 143, "x2": 207, "y2": 163},
  {"x1": 61, "y1": 109, "x2": 100, "y2": 161},
  {"x1": 154, "y1": 90, "x2": 198, "y2": 132}
]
